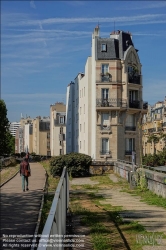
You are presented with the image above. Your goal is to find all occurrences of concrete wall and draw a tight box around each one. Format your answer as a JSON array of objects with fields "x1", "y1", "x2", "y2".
[
  {"x1": 144, "y1": 169, "x2": 166, "y2": 198},
  {"x1": 114, "y1": 161, "x2": 166, "y2": 198}
]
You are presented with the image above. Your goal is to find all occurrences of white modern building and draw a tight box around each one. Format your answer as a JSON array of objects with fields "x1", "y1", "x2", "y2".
[
  {"x1": 66, "y1": 26, "x2": 148, "y2": 164},
  {"x1": 9, "y1": 122, "x2": 20, "y2": 137}
]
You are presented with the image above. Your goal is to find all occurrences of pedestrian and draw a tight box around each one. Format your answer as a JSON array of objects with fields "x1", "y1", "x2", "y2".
[{"x1": 20, "y1": 156, "x2": 31, "y2": 192}]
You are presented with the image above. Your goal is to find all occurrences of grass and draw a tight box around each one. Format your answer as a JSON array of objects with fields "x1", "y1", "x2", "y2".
[
  {"x1": 123, "y1": 187, "x2": 166, "y2": 209},
  {"x1": 70, "y1": 202, "x2": 113, "y2": 250},
  {"x1": 41, "y1": 160, "x2": 59, "y2": 191},
  {"x1": 37, "y1": 160, "x2": 60, "y2": 234},
  {"x1": 70, "y1": 173, "x2": 166, "y2": 250},
  {"x1": 0, "y1": 164, "x2": 19, "y2": 184}
]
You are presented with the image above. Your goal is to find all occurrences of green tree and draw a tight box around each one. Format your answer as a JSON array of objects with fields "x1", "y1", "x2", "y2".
[
  {"x1": 0, "y1": 100, "x2": 10, "y2": 155},
  {"x1": 147, "y1": 134, "x2": 160, "y2": 154}
]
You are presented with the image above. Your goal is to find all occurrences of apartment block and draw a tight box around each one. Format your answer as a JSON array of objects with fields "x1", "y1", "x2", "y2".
[
  {"x1": 15, "y1": 127, "x2": 24, "y2": 153},
  {"x1": 33, "y1": 116, "x2": 51, "y2": 156},
  {"x1": 9, "y1": 122, "x2": 20, "y2": 137},
  {"x1": 66, "y1": 26, "x2": 148, "y2": 164},
  {"x1": 142, "y1": 97, "x2": 166, "y2": 155},
  {"x1": 50, "y1": 103, "x2": 66, "y2": 156}
]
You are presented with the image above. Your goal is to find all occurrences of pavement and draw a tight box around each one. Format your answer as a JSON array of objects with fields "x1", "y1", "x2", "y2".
[
  {"x1": 0, "y1": 162, "x2": 46, "y2": 250},
  {"x1": 70, "y1": 173, "x2": 166, "y2": 250}
]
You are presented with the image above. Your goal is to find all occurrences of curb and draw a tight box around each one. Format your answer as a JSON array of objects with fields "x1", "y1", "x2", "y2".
[
  {"x1": 0, "y1": 170, "x2": 19, "y2": 188},
  {"x1": 30, "y1": 169, "x2": 48, "y2": 250}
]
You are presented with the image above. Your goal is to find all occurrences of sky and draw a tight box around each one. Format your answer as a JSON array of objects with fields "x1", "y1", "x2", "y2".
[{"x1": 1, "y1": 1, "x2": 166, "y2": 122}]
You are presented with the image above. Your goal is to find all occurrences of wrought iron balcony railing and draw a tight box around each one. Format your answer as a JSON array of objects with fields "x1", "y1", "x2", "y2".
[
  {"x1": 125, "y1": 150, "x2": 133, "y2": 155},
  {"x1": 143, "y1": 102, "x2": 148, "y2": 109},
  {"x1": 100, "y1": 150, "x2": 111, "y2": 155},
  {"x1": 129, "y1": 100, "x2": 140, "y2": 109},
  {"x1": 125, "y1": 126, "x2": 136, "y2": 131},
  {"x1": 148, "y1": 128, "x2": 156, "y2": 133},
  {"x1": 101, "y1": 125, "x2": 111, "y2": 131},
  {"x1": 128, "y1": 75, "x2": 141, "y2": 84},
  {"x1": 96, "y1": 98, "x2": 127, "y2": 108}
]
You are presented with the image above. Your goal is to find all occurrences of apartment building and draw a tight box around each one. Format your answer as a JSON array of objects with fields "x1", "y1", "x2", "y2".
[
  {"x1": 9, "y1": 122, "x2": 20, "y2": 137},
  {"x1": 66, "y1": 26, "x2": 148, "y2": 164},
  {"x1": 24, "y1": 123, "x2": 33, "y2": 153},
  {"x1": 33, "y1": 116, "x2": 51, "y2": 156},
  {"x1": 50, "y1": 103, "x2": 66, "y2": 156},
  {"x1": 15, "y1": 127, "x2": 24, "y2": 153},
  {"x1": 142, "y1": 97, "x2": 166, "y2": 155},
  {"x1": 15, "y1": 117, "x2": 33, "y2": 153}
]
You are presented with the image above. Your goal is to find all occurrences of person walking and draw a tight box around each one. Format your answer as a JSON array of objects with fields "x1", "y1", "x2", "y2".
[{"x1": 20, "y1": 156, "x2": 31, "y2": 192}]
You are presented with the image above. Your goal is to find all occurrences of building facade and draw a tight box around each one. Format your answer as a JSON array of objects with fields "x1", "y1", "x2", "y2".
[
  {"x1": 66, "y1": 26, "x2": 148, "y2": 164},
  {"x1": 142, "y1": 98, "x2": 166, "y2": 155},
  {"x1": 50, "y1": 103, "x2": 66, "y2": 156},
  {"x1": 9, "y1": 122, "x2": 20, "y2": 137},
  {"x1": 32, "y1": 116, "x2": 51, "y2": 156}
]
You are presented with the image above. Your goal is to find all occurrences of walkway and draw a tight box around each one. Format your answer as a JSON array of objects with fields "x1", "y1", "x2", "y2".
[
  {"x1": 0, "y1": 163, "x2": 45, "y2": 250},
  {"x1": 70, "y1": 174, "x2": 166, "y2": 250}
]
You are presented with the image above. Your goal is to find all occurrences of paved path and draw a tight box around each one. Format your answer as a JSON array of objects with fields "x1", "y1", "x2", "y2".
[
  {"x1": 70, "y1": 174, "x2": 166, "y2": 250},
  {"x1": 0, "y1": 163, "x2": 45, "y2": 250}
]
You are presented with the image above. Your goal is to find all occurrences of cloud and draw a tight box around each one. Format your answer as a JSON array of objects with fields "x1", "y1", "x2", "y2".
[
  {"x1": 2, "y1": 13, "x2": 166, "y2": 27},
  {"x1": 30, "y1": 0, "x2": 36, "y2": 9},
  {"x1": 121, "y1": 2, "x2": 166, "y2": 10}
]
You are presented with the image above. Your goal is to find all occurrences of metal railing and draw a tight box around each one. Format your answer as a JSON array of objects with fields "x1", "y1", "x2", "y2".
[
  {"x1": 128, "y1": 75, "x2": 141, "y2": 84},
  {"x1": 129, "y1": 100, "x2": 140, "y2": 109},
  {"x1": 100, "y1": 125, "x2": 111, "y2": 131},
  {"x1": 143, "y1": 102, "x2": 148, "y2": 109},
  {"x1": 96, "y1": 98, "x2": 127, "y2": 108},
  {"x1": 100, "y1": 150, "x2": 111, "y2": 155},
  {"x1": 125, "y1": 150, "x2": 133, "y2": 155},
  {"x1": 37, "y1": 167, "x2": 69, "y2": 250},
  {"x1": 125, "y1": 126, "x2": 136, "y2": 131}
]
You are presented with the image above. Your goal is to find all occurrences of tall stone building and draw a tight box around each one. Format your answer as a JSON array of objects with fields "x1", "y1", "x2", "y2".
[{"x1": 66, "y1": 26, "x2": 148, "y2": 164}]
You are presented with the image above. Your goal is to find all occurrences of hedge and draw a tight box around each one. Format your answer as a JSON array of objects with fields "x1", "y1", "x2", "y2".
[{"x1": 50, "y1": 152, "x2": 92, "y2": 177}]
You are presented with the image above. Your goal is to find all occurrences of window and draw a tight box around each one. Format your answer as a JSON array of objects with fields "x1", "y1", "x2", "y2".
[
  {"x1": 102, "y1": 89, "x2": 109, "y2": 100},
  {"x1": 101, "y1": 44, "x2": 107, "y2": 52},
  {"x1": 60, "y1": 149, "x2": 62, "y2": 155},
  {"x1": 60, "y1": 141, "x2": 62, "y2": 146},
  {"x1": 101, "y1": 113, "x2": 109, "y2": 125},
  {"x1": 101, "y1": 64, "x2": 109, "y2": 74},
  {"x1": 59, "y1": 116, "x2": 64, "y2": 124},
  {"x1": 129, "y1": 90, "x2": 138, "y2": 101},
  {"x1": 126, "y1": 114, "x2": 135, "y2": 126},
  {"x1": 60, "y1": 127, "x2": 63, "y2": 134},
  {"x1": 125, "y1": 138, "x2": 135, "y2": 153},
  {"x1": 101, "y1": 138, "x2": 109, "y2": 154}
]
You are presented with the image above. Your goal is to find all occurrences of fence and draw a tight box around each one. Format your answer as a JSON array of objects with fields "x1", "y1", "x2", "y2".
[{"x1": 37, "y1": 167, "x2": 69, "y2": 250}]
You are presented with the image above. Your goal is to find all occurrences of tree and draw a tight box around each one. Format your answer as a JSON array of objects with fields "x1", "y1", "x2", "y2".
[
  {"x1": 147, "y1": 134, "x2": 160, "y2": 154},
  {"x1": 0, "y1": 100, "x2": 10, "y2": 155}
]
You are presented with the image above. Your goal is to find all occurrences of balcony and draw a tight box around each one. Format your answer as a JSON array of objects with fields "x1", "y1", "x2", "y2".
[
  {"x1": 96, "y1": 98, "x2": 127, "y2": 108},
  {"x1": 100, "y1": 150, "x2": 111, "y2": 155},
  {"x1": 148, "y1": 128, "x2": 156, "y2": 133},
  {"x1": 129, "y1": 100, "x2": 140, "y2": 109},
  {"x1": 59, "y1": 134, "x2": 63, "y2": 141},
  {"x1": 143, "y1": 102, "x2": 148, "y2": 109},
  {"x1": 128, "y1": 75, "x2": 141, "y2": 84},
  {"x1": 125, "y1": 150, "x2": 133, "y2": 155},
  {"x1": 125, "y1": 126, "x2": 136, "y2": 131},
  {"x1": 96, "y1": 74, "x2": 112, "y2": 83},
  {"x1": 100, "y1": 125, "x2": 111, "y2": 134}
]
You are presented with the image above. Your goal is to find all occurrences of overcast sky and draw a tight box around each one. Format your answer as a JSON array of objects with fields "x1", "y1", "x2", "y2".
[{"x1": 1, "y1": 1, "x2": 166, "y2": 122}]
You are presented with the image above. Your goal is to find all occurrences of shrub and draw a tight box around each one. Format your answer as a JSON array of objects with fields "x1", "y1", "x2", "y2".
[
  {"x1": 50, "y1": 153, "x2": 92, "y2": 177},
  {"x1": 143, "y1": 150, "x2": 166, "y2": 167}
]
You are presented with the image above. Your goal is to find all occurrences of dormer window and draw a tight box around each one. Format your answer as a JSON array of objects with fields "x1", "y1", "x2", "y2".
[{"x1": 101, "y1": 44, "x2": 107, "y2": 52}]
